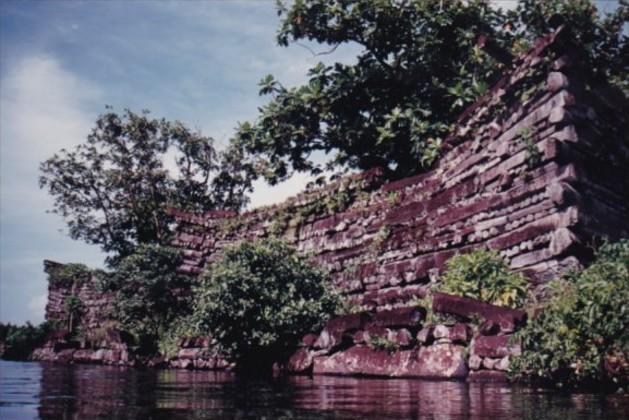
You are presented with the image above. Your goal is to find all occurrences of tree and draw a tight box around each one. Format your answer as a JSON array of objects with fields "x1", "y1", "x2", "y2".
[
  {"x1": 226, "y1": 0, "x2": 627, "y2": 185},
  {"x1": 40, "y1": 108, "x2": 248, "y2": 264},
  {"x1": 190, "y1": 238, "x2": 341, "y2": 372},
  {"x1": 104, "y1": 244, "x2": 194, "y2": 354}
]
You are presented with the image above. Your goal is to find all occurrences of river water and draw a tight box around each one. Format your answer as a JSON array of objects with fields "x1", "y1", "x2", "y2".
[{"x1": 0, "y1": 360, "x2": 627, "y2": 419}]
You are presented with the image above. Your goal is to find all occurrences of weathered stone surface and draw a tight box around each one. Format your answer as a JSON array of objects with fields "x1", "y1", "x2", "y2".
[
  {"x1": 495, "y1": 356, "x2": 511, "y2": 371},
  {"x1": 302, "y1": 333, "x2": 318, "y2": 347},
  {"x1": 415, "y1": 344, "x2": 469, "y2": 379},
  {"x1": 314, "y1": 312, "x2": 372, "y2": 349},
  {"x1": 371, "y1": 307, "x2": 425, "y2": 328},
  {"x1": 433, "y1": 323, "x2": 470, "y2": 344},
  {"x1": 389, "y1": 328, "x2": 413, "y2": 347},
  {"x1": 471, "y1": 335, "x2": 521, "y2": 358},
  {"x1": 416, "y1": 326, "x2": 434, "y2": 345},
  {"x1": 479, "y1": 320, "x2": 500, "y2": 336},
  {"x1": 312, "y1": 344, "x2": 467, "y2": 379},
  {"x1": 468, "y1": 354, "x2": 483, "y2": 370},
  {"x1": 432, "y1": 293, "x2": 526, "y2": 333},
  {"x1": 287, "y1": 348, "x2": 315, "y2": 373}
]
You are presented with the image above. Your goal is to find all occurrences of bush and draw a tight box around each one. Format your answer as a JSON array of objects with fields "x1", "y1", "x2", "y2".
[
  {"x1": 510, "y1": 240, "x2": 629, "y2": 389},
  {"x1": 107, "y1": 244, "x2": 194, "y2": 354},
  {"x1": 440, "y1": 249, "x2": 529, "y2": 308},
  {"x1": 190, "y1": 238, "x2": 341, "y2": 371}
]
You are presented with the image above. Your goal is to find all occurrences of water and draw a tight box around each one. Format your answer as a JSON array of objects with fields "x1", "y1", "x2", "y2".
[{"x1": 1, "y1": 360, "x2": 627, "y2": 419}]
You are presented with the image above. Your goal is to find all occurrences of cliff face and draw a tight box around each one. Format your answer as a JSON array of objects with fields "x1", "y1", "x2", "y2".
[{"x1": 171, "y1": 27, "x2": 629, "y2": 311}]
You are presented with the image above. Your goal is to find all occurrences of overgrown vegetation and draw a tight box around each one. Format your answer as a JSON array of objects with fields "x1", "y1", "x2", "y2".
[
  {"x1": 64, "y1": 295, "x2": 84, "y2": 334},
  {"x1": 222, "y1": 0, "x2": 628, "y2": 186},
  {"x1": 0, "y1": 322, "x2": 52, "y2": 360},
  {"x1": 440, "y1": 249, "x2": 529, "y2": 308},
  {"x1": 103, "y1": 244, "x2": 194, "y2": 355},
  {"x1": 510, "y1": 240, "x2": 629, "y2": 389},
  {"x1": 368, "y1": 335, "x2": 400, "y2": 353},
  {"x1": 47, "y1": 263, "x2": 93, "y2": 288},
  {"x1": 189, "y1": 238, "x2": 341, "y2": 372}
]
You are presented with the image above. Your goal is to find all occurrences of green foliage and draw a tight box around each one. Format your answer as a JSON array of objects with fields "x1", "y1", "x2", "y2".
[
  {"x1": 223, "y1": 0, "x2": 627, "y2": 185},
  {"x1": 368, "y1": 335, "x2": 399, "y2": 352},
  {"x1": 0, "y1": 322, "x2": 52, "y2": 360},
  {"x1": 39, "y1": 108, "x2": 248, "y2": 264},
  {"x1": 440, "y1": 249, "x2": 529, "y2": 308},
  {"x1": 510, "y1": 240, "x2": 629, "y2": 389},
  {"x1": 230, "y1": 0, "x2": 507, "y2": 184},
  {"x1": 106, "y1": 244, "x2": 194, "y2": 354},
  {"x1": 190, "y1": 238, "x2": 341, "y2": 367},
  {"x1": 509, "y1": 0, "x2": 629, "y2": 94},
  {"x1": 518, "y1": 127, "x2": 543, "y2": 170},
  {"x1": 47, "y1": 263, "x2": 93, "y2": 288},
  {"x1": 64, "y1": 295, "x2": 84, "y2": 333}
]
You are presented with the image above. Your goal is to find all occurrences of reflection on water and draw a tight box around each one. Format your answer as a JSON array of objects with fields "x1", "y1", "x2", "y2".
[{"x1": 0, "y1": 360, "x2": 627, "y2": 419}]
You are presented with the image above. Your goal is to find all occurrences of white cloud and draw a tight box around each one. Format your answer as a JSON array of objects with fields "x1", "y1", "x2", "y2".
[
  {"x1": 248, "y1": 172, "x2": 319, "y2": 210},
  {"x1": 0, "y1": 53, "x2": 106, "y2": 324},
  {"x1": 1, "y1": 54, "x2": 102, "y2": 163},
  {"x1": 27, "y1": 293, "x2": 48, "y2": 324}
]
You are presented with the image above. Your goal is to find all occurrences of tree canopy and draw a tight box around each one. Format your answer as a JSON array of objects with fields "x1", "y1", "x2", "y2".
[
  {"x1": 225, "y1": 0, "x2": 627, "y2": 185},
  {"x1": 39, "y1": 108, "x2": 248, "y2": 263}
]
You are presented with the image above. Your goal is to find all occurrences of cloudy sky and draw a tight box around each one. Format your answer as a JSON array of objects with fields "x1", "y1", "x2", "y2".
[{"x1": 0, "y1": 0, "x2": 365, "y2": 324}]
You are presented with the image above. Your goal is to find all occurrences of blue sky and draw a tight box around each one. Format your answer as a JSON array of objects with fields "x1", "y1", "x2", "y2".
[{"x1": 0, "y1": 0, "x2": 362, "y2": 324}]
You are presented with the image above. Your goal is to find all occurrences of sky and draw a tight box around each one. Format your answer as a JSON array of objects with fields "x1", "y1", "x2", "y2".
[
  {"x1": 0, "y1": 0, "x2": 364, "y2": 325},
  {"x1": 0, "y1": 0, "x2": 621, "y2": 325}
]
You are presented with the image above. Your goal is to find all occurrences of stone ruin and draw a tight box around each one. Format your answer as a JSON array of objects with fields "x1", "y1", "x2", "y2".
[{"x1": 33, "y1": 27, "x2": 629, "y2": 380}]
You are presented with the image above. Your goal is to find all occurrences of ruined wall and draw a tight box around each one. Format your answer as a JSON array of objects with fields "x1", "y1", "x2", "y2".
[
  {"x1": 172, "y1": 27, "x2": 629, "y2": 310},
  {"x1": 42, "y1": 260, "x2": 115, "y2": 333}
]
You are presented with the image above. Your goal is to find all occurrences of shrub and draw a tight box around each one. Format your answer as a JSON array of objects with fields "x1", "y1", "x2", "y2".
[
  {"x1": 107, "y1": 244, "x2": 194, "y2": 354},
  {"x1": 510, "y1": 240, "x2": 629, "y2": 389},
  {"x1": 190, "y1": 238, "x2": 341, "y2": 371},
  {"x1": 440, "y1": 249, "x2": 529, "y2": 308}
]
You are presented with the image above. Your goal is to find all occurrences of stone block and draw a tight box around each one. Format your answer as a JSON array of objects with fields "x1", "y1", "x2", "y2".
[
  {"x1": 371, "y1": 306, "x2": 425, "y2": 328},
  {"x1": 471, "y1": 335, "x2": 521, "y2": 358},
  {"x1": 416, "y1": 326, "x2": 434, "y2": 345},
  {"x1": 432, "y1": 293, "x2": 526, "y2": 333}
]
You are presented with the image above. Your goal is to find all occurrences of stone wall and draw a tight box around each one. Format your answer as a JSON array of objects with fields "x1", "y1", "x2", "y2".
[
  {"x1": 41, "y1": 260, "x2": 115, "y2": 334},
  {"x1": 171, "y1": 26, "x2": 629, "y2": 311},
  {"x1": 283, "y1": 293, "x2": 526, "y2": 382},
  {"x1": 34, "y1": 27, "x2": 628, "y2": 376}
]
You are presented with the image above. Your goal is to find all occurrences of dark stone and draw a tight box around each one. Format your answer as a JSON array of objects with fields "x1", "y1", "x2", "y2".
[
  {"x1": 352, "y1": 330, "x2": 367, "y2": 345},
  {"x1": 479, "y1": 320, "x2": 500, "y2": 336},
  {"x1": 314, "y1": 312, "x2": 372, "y2": 349},
  {"x1": 302, "y1": 333, "x2": 318, "y2": 347},
  {"x1": 55, "y1": 349, "x2": 75, "y2": 363},
  {"x1": 393, "y1": 329, "x2": 413, "y2": 347},
  {"x1": 471, "y1": 335, "x2": 521, "y2": 358},
  {"x1": 287, "y1": 348, "x2": 319, "y2": 373},
  {"x1": 449, "y1": 323, "x2": 471, "y2": 344},
  {"x1": 312, "y1": 344, "x2": 467, "y2": 378},
  {"x1": 432, "y1": 293, "x2": 526, "y2": 333},
  {"x1": 372, "y1": 306, "x2": 425, "y2": 328},
  {"x1": 416, "y1": 326, "x2": 434, "y2": 345}
]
